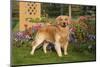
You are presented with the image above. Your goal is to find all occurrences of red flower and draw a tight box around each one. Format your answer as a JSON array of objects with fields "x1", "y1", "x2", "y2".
[{"x1": 79, "y1": 16, "x2": 87, "y2": 20}]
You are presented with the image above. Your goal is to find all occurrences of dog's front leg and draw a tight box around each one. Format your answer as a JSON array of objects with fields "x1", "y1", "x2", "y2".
[
  {"x1": 55, "y1": 42, "x2": 62, "y2": 57},
  {"x1": 30, "y1": 44, "x2": 38, "y2": 55},
  {"x1": 30, "y1": 41, "x2": 42, "y2": 55},
  {"x1": 43, "y1": 42, "x2": 49, "y2": 54},
  {"x1": 64, "y1": 42, "x2": 68, "y2": 55}
]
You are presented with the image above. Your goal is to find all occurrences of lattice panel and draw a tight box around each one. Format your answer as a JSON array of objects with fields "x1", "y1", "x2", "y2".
[
  {"x1": 26, "y1": 2, "x2": 38, "y2": 16},
  {"x1": 19, "y1": 2, "x2": 41, "y2": 31}
]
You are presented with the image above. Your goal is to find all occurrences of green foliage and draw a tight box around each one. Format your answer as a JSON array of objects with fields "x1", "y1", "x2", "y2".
[
  {"x1": 30, "y1": 17, "x2": 48, "y2": 23},
  {"x1": 30, "y1": 18, "x2": 35, "y2": 22},
  {"x1": 40, "y1": 17, "x2": 47, "y2": 22},
  {"x1": 41, "y1": 3, "x2": 69, "y2": 18},
  {"x1": 30, "y1": 18, "x2": 41, "y2": 23},
  {"x1": 12, "y1": 19, "x2": 19, "y2": 29}
]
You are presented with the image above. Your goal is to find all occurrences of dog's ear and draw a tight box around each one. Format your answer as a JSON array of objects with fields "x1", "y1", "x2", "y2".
[
  {"x1": 56, "y1": 16, "x2": 63, "y2": 24},
  {"x1": 56, "y1": 16, "x2": 62, "y2": 21}
]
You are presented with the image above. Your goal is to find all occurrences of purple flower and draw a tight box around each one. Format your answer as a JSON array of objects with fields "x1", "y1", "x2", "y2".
[
  {"x1": 87, "y1": 34, "x2": 96, "y2": 41},
  {"x1": 14, "y1": 31, "x2": 31, "y2": 42}
]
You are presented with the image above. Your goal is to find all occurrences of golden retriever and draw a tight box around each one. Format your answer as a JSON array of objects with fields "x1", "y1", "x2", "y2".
[{"x1": 30, "y1": 15, "x2": 70, "y2": 57}]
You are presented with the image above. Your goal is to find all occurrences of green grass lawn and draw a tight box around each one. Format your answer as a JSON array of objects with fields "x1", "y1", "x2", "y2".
[
  {"x1": 11, "y1": 19, "x2": 96, "y2": 66},
  {"x1": 11, "y1": 43, "x2": 96, "y2": 66}
]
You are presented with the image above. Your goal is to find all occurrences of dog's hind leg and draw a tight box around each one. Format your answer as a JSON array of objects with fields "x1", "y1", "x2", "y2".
[
  {"x1": 30, "y1": 36, "x2": 45, "y2": 55},
  {"x1": 43, "y1": 42, "x2": 49, "y2": 54}
]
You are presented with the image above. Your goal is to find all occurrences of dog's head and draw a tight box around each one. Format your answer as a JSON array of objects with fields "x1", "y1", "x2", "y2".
[{"x1": 56, "y1": 16, "x2": 70, "y2": 27}]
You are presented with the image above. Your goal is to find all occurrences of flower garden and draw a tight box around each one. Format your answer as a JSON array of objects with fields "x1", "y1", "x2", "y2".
[{"x1": 12, "y1": 16, "x2": 96, "y2": 66}]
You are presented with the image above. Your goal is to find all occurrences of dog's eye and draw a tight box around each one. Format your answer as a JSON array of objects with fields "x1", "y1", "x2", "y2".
[
  {"x1": 60, "y1": 19, "x2": 63, "y2": 21},
  {"x1": 65, "y1": 18, "x2": 68, "y2": 21},
  {"x1": 59, "y1": 18, "x2": 63, "y2": 21}
]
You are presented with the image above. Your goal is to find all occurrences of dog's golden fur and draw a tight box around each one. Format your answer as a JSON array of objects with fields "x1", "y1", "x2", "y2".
[{"x1": 30, "y1": 15, "x2": 70, "y2": 57}]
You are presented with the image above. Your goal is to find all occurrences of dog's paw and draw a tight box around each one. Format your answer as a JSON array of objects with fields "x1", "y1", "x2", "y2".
[
  {"x1": 30, "y1": 52, "x2": 34, "y2": 55},
  {"x1": 64, "y1": 52, "x2": 68, "y2": 56},
  {"x1": 58, "y1": 54, "x2": 63, "y2": 57},
  {"x1": 44, "y1": 52, "x2": 47, "y2": 54}
]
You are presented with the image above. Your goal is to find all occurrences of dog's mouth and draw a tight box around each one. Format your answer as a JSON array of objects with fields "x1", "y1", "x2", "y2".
[{"x1": 61, "y1": 22, "x2": 67, "y2": 27}]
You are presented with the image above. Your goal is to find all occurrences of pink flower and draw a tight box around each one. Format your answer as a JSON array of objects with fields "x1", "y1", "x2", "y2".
[
  {"x1": 70, "y1": 27, "x2": 77, "y2": 32},
  {"x1": 32, "y1": 23, "x2": 42, "y2": 31},
  {"x1": 79, "y1": 16, "x2": 87, "y2": 20}
]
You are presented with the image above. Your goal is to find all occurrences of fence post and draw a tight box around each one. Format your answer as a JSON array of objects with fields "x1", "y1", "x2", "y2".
[{"x1": 69, "y1": 4, "x2": 72, "y2": 18}]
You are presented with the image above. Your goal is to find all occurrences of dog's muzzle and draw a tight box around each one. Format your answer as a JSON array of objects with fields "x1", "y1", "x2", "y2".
[{"x1": 62, "y1": 22, "x2": 68, "y2": 27}]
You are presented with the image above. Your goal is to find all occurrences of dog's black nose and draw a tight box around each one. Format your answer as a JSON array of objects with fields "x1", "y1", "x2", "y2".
[
  {"x1": 62, "y1": 22, "x2": 66, "y2": 27},
  {"x1": 63, "y1": 22, "x2": 66, "y2": 25}
]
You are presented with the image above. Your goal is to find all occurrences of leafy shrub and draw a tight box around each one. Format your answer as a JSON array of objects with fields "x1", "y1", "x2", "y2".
[
  {"x1": 30, "y1": 17, "x2": 48, "y2": 23},
  {"x1": 30, "y1": 19, "x2": 35, "y2": 22},
  {"x1": 30, "y1": 18, "x2": 41, "y2": 23},
  {"x1": 71, "y1": 41, "x2": 96, "y2": 54},
  {"x1": 40, "y1": 17, "x2": 47, "y2": 22},
  {"x1": 12, "y1": 19, "x2": 19, "y2": 29}
]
